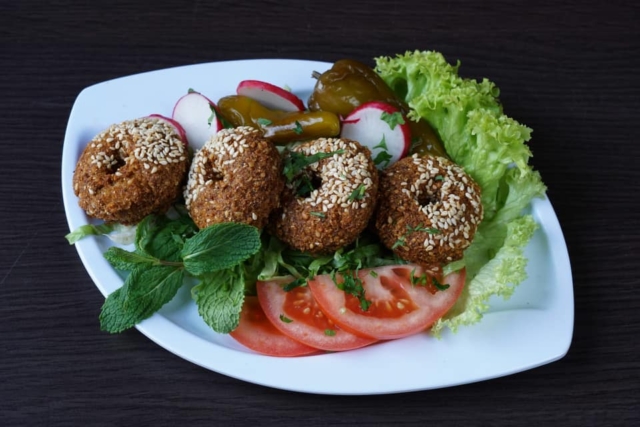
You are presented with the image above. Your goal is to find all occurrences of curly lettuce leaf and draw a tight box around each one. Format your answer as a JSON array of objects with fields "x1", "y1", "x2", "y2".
[{"x1": 376, "y1": 50, "x2": 546, "y2": 333}]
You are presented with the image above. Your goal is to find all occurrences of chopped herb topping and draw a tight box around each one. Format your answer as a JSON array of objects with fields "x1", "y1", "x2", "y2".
[
  {"x1": 257, "y1": 118, "x2": 272, "y2": 126},
  {"x1": 435, "y1": 175, "x2": 444, "y2": 181},
  {"x1": 283, "y1": 277, "x2": 307, "y2": 292},
  {"x1": 324, "y1": 329, "x2": 336, "y2": 336},
  {"x1": 282, "y1": 150, "x2": 343, "y2": 182},
  {"x1": 392, "y1": 225, "x2": 440, "y2": 249},
  {"x1": 333, "y1": 271, "x2": 371, "y2": 311},
  {"x1": 310, "y1": 211, "x2": 326, "y2": 218},
  {"x1": 432, "y1": 276, "x2": 450, "y2": 291},
  {"x1": 188, "y1": 88, "x2": 197, "y2": 93},
  {"x1": 279, "y1": 314, "x2": 293, "y2": 323},
  {"x1": 369, "y1": 270, "x2": 378, "y2": 278},
  {"x1": 207, "y1": 105, "x2": 216, "y2": 128},
  {"x1": 410, "y1": 268, "x2": 450, "y2": 292},
  {"x1": 348, "y1": 184, "x2": 367, "y2": 202},
  {"x1": 380, "y1": 111, "x2": 405, "y2": 130},
  {"x1": 372, "y1": 135, "x2": 393, "y2": 167},
  {"x1": 294, "y1": 121, "x2": 303, "y2": 135}
]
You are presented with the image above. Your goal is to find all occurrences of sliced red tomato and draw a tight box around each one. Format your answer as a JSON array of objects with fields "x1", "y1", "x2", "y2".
[
  {"x1": 257, "y1": 278, "x2": 377, "y2": 351},
  {"x1": 307, "y1": 265, "x2": 466, "y2": 340},
  {"x1": 229, "y1": 296, "x2": 318, "y2": 357}
]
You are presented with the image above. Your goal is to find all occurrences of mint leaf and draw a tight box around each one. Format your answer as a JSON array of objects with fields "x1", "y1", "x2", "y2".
[
  {"x1": 103, "y1": 247, "x2": 159, "y2": 271},
  {"x1": 136, "y1": 215, "x2": 197, "y2": 262},
  {"x1": 380, "y1": 111, "x2": 405, "y2": 130},
  {"x1": 66, "y1": 223, "x2": 114, "y2": 244},
  {"x1": 99, "y1": 265, "x2": 184, "y2": 333},
  {"x1": 181, "y1": 223, "x2": 261, "y2": 276},
  {"x1": 192, "y1": 268, "x2": 245, "y2": 333}
]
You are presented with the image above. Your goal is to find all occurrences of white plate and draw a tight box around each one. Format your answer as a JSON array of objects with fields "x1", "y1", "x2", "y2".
[{"x1": 61, "y1": 59, "x2": 574, "y2": 395}]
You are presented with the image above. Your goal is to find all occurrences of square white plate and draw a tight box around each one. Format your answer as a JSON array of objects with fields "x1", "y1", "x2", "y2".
[{"x1": 62, "y1": 59, "x2": 574, "y2": 395}]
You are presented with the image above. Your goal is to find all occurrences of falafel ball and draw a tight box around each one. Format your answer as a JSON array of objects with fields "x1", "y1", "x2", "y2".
[
  {"x1": 270, "y1": 137, "x2": 378, "y2": 254},
  {"x1": 184, "y1": 126, "x2": 284, "y2": 229},
  {"x1": 73, "y1": 117, "x2": 189, "y2": 225},
  {"x1": 375, "y1": 154, "x2": 483, "y2": 266}
]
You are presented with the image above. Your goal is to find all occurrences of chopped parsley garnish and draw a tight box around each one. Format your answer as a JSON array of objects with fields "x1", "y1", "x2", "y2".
[
  {"x1": 294, "y1": 121, "x2": 303, "y2": 135},
  {"x1": 310, "y1": 211, "x2": 326, "y2": 218},
  {"x1": 348, "y1": 184, "x2": 367, "y2": 202},
  {"x1": 435, "y1": 175, "x2": 444, "y2": 181},
  {"x1": 283, "y1": 150, "x2": 344, "y2": 198},
  {"x1": 380, "y1": 111, "x2": 405, "y2": 130},
  {"x1": 188, "y1": 88, "x2": 197, "y2": 93},
  {"x1": 279, "y1": 314, "x2": 293, "y2": 323},
  {"x1": 324, "y1": 329, "x2": 336, "y2": 336},
  {"x1": 283, "y1": 277, "x2": 307, "y2": 292},
  {"x1": 372, "y1": 135, "x2": 393, "y2": 167},
  {"x1": 257, "y1": 118, "x2": 272, "y2": 126},
  {"x1": 410, "y1": 268, "x2": 450, "y2": 292},
  {"x1": 392, "y1": 225, "x2": 440, "y2": 249},
  {"x1": 432, "y1": 276, "x2": 450, "y2": 291},
  {"x1": 333, "y1": 271, "x2": 371, "y2": 311},
  {"x1": 282, "y1": 150, "x2": 343, "y2": 182},
  {"x1": 207, "y1": 105, "x2": 216, "y2": 128},
  {"x1": 369, "y1": 270, "x2": 378, "y2": 278}
]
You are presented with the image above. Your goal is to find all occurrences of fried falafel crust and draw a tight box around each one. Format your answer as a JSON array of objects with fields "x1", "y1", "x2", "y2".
[
  {"x1": 375, "y1": 154, "x2": 483, "y2": 266},
  {"x1": 184, "y1": 126, "x2": 284, "y2": 229},
  {"x1": 73, "y1": 117, "x2": 189, "y2": 225},
  {"x1": 270, "y1": 138, "x2": 379, "y2": 255}
]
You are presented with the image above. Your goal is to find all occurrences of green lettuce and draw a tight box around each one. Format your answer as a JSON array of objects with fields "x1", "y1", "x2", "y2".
[{"x1": 376, "y1": 50, "x2": 546, "y2": 333}]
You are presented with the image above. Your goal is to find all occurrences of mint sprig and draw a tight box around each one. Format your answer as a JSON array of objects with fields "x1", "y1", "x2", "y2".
[{"x1": 98, "y1": 213, "x2": 261, "y2": 334}]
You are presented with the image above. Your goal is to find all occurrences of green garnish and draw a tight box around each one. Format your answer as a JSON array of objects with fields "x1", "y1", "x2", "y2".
[
  {"x1": 310, "y1": 211, "x2": 326, "y2": 218},
  {"x1": 380, "y1": 111, "x2": 405, "y2": 130},
  {"x1": 257, "y1": 118, "x2": 272, "y2": 126},
  {"x1": 347, "y1": 184, "x2": 367, "y2": 202},
  {"x1": 66, "y1": 223, "x2": 116, "y2": 244},
  {"x1": 188, "y1": 88, "x2": 197, "y2": 93},
  {"x1": 435, "y1": 175, "x2": 444, "y2": 181},
  {"x1": 392, "y1": 225, "x2": 440, "y2": 250},
  {"x1": 207, "y1": 105, "x2": 216, "y2": 128},
  {"x1": 98, "y1": 214, "x2": 261, "y2": 334},
  {"x1": 372, "y1": 135, "x2": 393, "y2": 167},
  {"x1": 293, "y1": 121, "x2": 303, "y2": 135},
  {"x1": 369, "y1": 270, "x2": 378, "y2": 278},
  {"x1": 324, "y1": 329, "x2": 336, "y2": 336},
  {"x1": 432, "y1": 276, "x2": 450, "y2": 291},
  {"x1": 282, "y1": 151, "x2": 343, "y2": 182},
  {"x1": 280, "y1": 314, "x2": 293, "y2": 323},
  {"x1": 334, "y1": 271, "x2": 371, "y2": 311}
]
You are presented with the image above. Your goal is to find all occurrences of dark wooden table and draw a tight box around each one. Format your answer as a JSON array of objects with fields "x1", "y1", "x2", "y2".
[{"x1": 1, "y1": 1, "x2": 638, "y2": 425}]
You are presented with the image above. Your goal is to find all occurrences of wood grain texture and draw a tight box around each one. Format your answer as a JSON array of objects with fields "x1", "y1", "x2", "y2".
[{"x1": 1, "y1": 0, "x2": 639, "y2": 425}]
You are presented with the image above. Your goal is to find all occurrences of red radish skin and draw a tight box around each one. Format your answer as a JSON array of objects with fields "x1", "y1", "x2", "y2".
[
  {"x1": 237, "y1": 80, "x2": 305, "y2": 112},
  {"x1": 171, "y1": 92, "x2": 223, "y2": 150},
  {"x1": 147, "y1": 114, "x2": 188, "y2": 146},
  {"x1": 340, "y1": 101, "x2": 411, "y2": 169}
]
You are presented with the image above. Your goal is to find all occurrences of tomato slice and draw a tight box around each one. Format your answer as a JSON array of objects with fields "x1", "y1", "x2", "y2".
[
  {"x1": 307, "y1": 265, "x2": 465, "y2": 340},
  {"x1": 229, "y1": 296, "x2": 318, "y2": 357},
  {"x1": 257, "y1": 278, "x2": 377, "y2": 351}
]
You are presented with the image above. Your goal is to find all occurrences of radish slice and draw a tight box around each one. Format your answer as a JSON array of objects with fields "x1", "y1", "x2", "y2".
[
  {"x1": 147, "y1": 114, "x2": 188, "y2": 147},
  {"x1": 340, "y1": 101, "x2": 411, "y2": 169},
  {"x1": 171, "y1": 92, "x2": 223, "y2": 150},
  {"x1": 237, "y1": 80, "x2": 305, "y2": 112}
]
